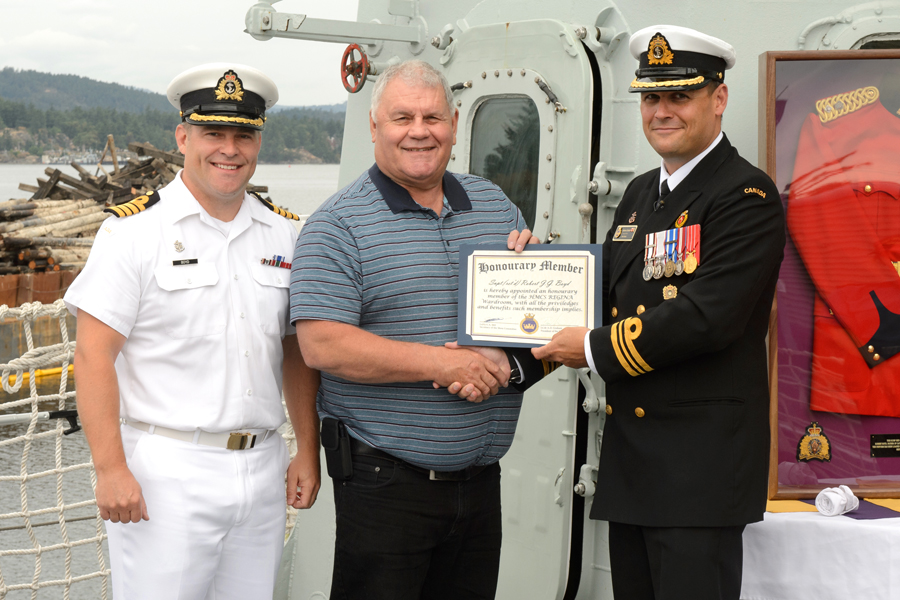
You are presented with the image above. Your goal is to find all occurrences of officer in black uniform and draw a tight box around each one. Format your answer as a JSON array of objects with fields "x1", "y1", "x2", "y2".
[{"x1": 528, "y1": 24, "x2": 786, "y2": 600}]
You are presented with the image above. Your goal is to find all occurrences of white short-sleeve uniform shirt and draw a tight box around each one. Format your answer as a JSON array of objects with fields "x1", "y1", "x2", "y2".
[{"x1": 65, "y1": 172, "x2": 298, "y2": 433}]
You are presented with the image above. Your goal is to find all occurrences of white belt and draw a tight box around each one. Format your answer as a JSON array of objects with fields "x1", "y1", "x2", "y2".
[{"x1": 123, "y1": 420, "x2": 275, "y2": 450}]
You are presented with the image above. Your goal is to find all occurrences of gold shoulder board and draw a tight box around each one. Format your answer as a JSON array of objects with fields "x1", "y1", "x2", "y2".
[
  {"x1": 816, "y1": 86, "x2": 879, "y2": 123},
  {"x1": 252, "y1": 191, "x2": 300, "y2": 221},
  {"x1": 104, "y1": 191, "x2": 161, "y2": 218}
]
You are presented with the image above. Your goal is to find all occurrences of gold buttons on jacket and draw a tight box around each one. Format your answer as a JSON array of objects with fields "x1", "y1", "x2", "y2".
[
  {"x1": 606, "y1": 405, "x2": 613, "y2": 415},
  {"x1": 611, "y1": 307, "x2": 618, "y2": 318},
  {"x1": 868, "y1": 346, "x2": 875, "y2": 353},
  {"x1": 874, "y1": 354, "x2": 881, "y2": 361},
  {"x1": 636, "y1": 305, "x2": 646, "y2": 315},
  {"x1": 635, "y1": 407, "x2": 645, "y2": 418},
  {"x1": 864, "y1": 184, "x2": 873, "y2": 193}
]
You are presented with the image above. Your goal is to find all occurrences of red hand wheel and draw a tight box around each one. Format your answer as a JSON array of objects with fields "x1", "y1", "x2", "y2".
[{"x1": 341, "y1": 43, "x2": 369, "y2": 93}]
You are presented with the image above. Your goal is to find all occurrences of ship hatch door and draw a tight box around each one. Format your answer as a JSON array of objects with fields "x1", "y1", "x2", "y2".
[{"x1": 442, "y1": 17, "x2": 596, "y2": 600}]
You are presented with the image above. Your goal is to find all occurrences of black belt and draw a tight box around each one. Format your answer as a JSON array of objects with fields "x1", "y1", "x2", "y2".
[{"x1": 348, "y1": 437, "x2": 488, "y2": 482}]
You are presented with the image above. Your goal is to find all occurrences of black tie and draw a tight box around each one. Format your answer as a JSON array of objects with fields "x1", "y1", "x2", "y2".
[{"x1": 654, "y1": 179, "x2": 670, "y2": 212}]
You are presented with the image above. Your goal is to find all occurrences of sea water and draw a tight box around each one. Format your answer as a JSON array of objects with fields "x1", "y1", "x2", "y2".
[{"x1": 0, "y1": 163, "x2": 341, "y2": 217}]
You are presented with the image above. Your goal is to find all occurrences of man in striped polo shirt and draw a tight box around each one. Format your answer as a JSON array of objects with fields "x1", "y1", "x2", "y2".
[{"x1": 290, "y1": 60, "x2": 534, "y2": 600}]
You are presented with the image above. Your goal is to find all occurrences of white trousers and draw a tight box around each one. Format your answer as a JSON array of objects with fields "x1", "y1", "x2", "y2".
[{"x1": 107, "y1": 424, "x2": 290, "y2": 600}]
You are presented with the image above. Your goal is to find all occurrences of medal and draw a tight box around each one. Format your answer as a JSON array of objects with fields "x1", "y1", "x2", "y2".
[
  {"x1": 662, "y1": 284, "x2": 678, "y2": 300},
  {"x1": 674, "y1": 227, "x2": 684, "y2": 275},
  {"x1": 643, "y1": 233, "x2": 654, "y2": 281},
  {"x1": 664, "y1": 229, "x2": 676, "y2": 277},
  {"x1": 683, "y1": 224, "x2": 701, "y2": 274},
  {"x1": 664, "y1": 259, "x2": 676, "y2": 278},
  {"x1": 652, "y1": 233, "x2": 665, "y2": 279},
  {"x1": 684, "y1": 252, "x2": 697, "y2": 274}
]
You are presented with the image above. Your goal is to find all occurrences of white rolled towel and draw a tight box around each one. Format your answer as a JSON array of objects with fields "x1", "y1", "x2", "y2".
[{"x1": 815, "y1": 485, "x2": 859, "y2": 516}]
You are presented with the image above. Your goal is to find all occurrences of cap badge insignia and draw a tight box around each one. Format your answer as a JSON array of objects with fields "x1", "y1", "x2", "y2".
[
  {"x1": 647, "y1": 34, "x2": 675, "y2": 66},
  {"x1": 797, "y1": 422, "x2": 831, "y2": 462},
  {"x1": 662, "y1": 284, "x2": 677, "y2": 300},
  {"x1": 215, "y1": 70, "x2": 245, "y2": 102},
  {"x1": 174, "y1": 240, "x2": 184, "y2": 253},
  {"x1": 628, "y1": 212, "x2": 637, "y2": 224},
  {"x1": 675, "y1": 210, "x2": 688, "y2": 228}
]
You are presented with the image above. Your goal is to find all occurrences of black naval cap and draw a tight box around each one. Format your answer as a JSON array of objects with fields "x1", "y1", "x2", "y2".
[
  {"x1": 166, "y1": 63, "x2": 278, "y2": 131},
  {"x1": 628, "y1": 25, "x2": 735, "y2": 93}
]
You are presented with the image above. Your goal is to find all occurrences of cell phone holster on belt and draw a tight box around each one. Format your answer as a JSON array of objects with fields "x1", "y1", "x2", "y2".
[{"x1": 321, "y1": 417, "x2": 353, "y2": 480}]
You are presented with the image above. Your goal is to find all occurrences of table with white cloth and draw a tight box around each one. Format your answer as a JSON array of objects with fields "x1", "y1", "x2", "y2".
[{"x1": 741, "y1": 511, "x2": 900, "y2": 600}]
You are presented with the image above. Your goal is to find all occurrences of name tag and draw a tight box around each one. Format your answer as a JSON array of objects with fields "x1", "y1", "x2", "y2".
[
  {"x1": 172, "y1": 259, "x2": 198, "y2": 266},
  {"x1": 613, "y1": 225, "x2": 637, "y2": 242}
]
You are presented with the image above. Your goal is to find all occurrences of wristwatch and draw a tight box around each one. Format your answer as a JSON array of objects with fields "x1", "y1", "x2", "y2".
[{"x1": 503, "y1": 348, "x2": 522, "y2": 383}]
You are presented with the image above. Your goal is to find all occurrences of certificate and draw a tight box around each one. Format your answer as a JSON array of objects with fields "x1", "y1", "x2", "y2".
[{"x1": 457, "y1": 244, "x2": 602, "y2": 348}]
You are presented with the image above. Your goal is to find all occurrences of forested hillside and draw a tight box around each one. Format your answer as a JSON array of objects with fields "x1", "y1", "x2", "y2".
[
  {"x1": 0, "y1": 67, "x2": 172, "y2": 113},
  {"x1": 0, "y1": 68, "x2": 345, "y2": 163}
]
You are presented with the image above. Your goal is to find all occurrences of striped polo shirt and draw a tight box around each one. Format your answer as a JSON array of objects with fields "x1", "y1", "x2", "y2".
[{"x1": 289, "y1": 164, "x2": 527, "y2": 471}]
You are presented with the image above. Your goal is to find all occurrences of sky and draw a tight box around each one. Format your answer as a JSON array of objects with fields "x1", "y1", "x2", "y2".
[{"x1": 0, "y1": 0, "x2": 360, "y2": 107}]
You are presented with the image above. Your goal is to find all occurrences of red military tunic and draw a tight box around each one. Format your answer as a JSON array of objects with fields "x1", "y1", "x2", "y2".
[{"x1": 787, "y1": 88, "x2": 900, "y2": 417}]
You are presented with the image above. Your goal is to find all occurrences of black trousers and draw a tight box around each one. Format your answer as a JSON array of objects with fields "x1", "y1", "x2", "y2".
[
  {"x1": 329, "y1": 453, "x2": 502, "y2": 600},
  {"x1": 608, "y1": 522, "x2": 746, "y2": 600}
]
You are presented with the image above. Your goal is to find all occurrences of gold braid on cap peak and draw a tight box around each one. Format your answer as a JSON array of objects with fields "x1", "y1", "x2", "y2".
[
  {"x1": 611, "y1": 317, "x2": 652, "y2": 377},
  {"x1": 187, "y1": 113, "x2": 265, "y2": 127},
  {"x1": 104, "y1": 191, "x2": 160, "y2": 218},
  {"x1": 630, "y1": 75, "x2": 706, "y2": 89},
  {"x1": 816, "y1": 86, "x2": 879, "y2": 123},
  {"x1": 252, "y1": 192, "x2": 300, "y2": 221}
]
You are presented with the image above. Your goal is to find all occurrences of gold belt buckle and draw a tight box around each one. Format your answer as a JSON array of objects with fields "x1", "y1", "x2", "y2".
[{"x1": 226, "y1": 432, "x2": 256, "y2": 450}]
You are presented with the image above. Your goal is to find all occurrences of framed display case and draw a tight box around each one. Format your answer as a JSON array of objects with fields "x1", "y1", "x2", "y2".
[{"x1": 760, "y1": 50, "x2": 900, "y2": 499}]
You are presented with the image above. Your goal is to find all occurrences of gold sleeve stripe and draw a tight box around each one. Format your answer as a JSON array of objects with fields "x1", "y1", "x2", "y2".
[
  {"x1": 611, "y1": 321, "x2": 641, "y2": 377},
  {"x1": 611, "y1": 318, "x2": 653, "y2": 377},
  {"x1": 630, "y1": 75, "x2": 705, "y2": 89},
  {"x1": 622, "y1": 317, "x2": 653, "y2": 374},
  {"x1": 187, "y1": 113, "x2": 265, "y2": 127},
  {"x1": 541, "y1": 360, "x2": 562, "y2": 377}
]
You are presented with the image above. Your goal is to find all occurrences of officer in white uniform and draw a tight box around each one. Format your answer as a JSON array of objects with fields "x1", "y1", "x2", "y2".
[{"x1": 64, "y1": 64, "x2": 321, "y2": 600}]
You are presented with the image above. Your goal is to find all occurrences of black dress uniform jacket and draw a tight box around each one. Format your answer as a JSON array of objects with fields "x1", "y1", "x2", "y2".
[{"x1": 587, "y1": 135, "x2": 784, "y2": 527}]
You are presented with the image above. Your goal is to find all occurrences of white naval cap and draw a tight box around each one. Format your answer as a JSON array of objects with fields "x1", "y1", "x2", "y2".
[
  {"x1": 628, "y1": 25, "x2": 736, "y2": 93},
  {"x1": 166, "y1": 63, "x2": 278, "y2": 131}
]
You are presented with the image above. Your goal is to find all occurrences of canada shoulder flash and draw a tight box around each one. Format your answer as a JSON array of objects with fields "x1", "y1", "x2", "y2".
[
  {"x1": 104, "y1": 191, "x2": 161, "y2": 218},
  {"x1": 252, "y1": 191, "x2": 300, "y2": 221}
]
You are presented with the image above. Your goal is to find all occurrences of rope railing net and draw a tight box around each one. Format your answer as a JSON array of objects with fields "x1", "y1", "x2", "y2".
[
  {"x1": 0, "y1": 300, "x2": 108, "y2": 600},
  {"x1": 0, "y1": 300, "x2": 303, "y2": 599}
]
